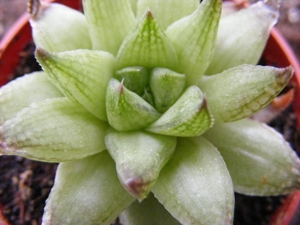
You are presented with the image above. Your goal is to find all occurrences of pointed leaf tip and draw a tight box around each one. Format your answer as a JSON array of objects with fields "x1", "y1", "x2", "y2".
[{"x1": 123, "y1": 177, "x2": 152, "y2": 201}]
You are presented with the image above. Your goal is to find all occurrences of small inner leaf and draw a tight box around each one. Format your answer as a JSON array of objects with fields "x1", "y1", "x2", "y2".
[
  {"x1": 146, "y1": 86, "x2": 214, "y2": 137},
  {"x1": 106, "y1": 78, "x2": 161, "y2": 131},
  {"x1": 115, "y1": 66, "x2": 149, "y2": 96},
  {"x1": 149, "y1": 67, "x2": 186, "y2": 113},
  {"x1": 116, "y1": 9, "x2": 178, "y2": 71}
]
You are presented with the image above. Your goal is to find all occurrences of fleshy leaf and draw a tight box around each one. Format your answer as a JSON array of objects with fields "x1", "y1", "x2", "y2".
[
  {"x1": 204, "y1": 119, "x2": 300, "y2": 196},
  {"x1": 106, "y1": 78, "x2": 160, "y2": 131},
  {"x1": 149, "y1": 68, "x2": 186, "y2": 113},
  {"x1": 116, "y1": 9, "x2": 178, "y2": 71},
  {"x1": 206, "y1": 1, "x2": 279, "y2": 75},
  {"x1": 128, "y1": 0, "x2": 138, "y2": 15},
  {"x1": 36, "y1": 48, "x2": 116, "y2": 121},
  {"x1": 199, "y1": 65, "x2": 293, "y2": 124},
  {"x1": 42, "y1": 151, "x2": 134, "y2": 225},
  {"x1": 0, "y1": 72, "x2": 62, "y2": 124},
  {"x1": 166, "y1": 0, "x2": 222, "y2": 85},
  {"x1": 29, "y1": 2, "x2": 91, "y2": 52},
  {"x1": 146, "y1": 86, "x2": 213, "y2": 137},
  {"x1": 120, "y1": 193, "x2": 181, "y2": 225},
  {"x1": 115, "y1": 66, "x2": 149, "y2": 96},
  {"x1": 136, "y1": 0, "x2": 199, "y2": 29},
  {"x1": 82, "y1": 0, "x2": 136, "y2": 55},
  {"x1": 152, "y1": 137, "x2": 234, "y2": 225},
  {"x1": 0, "y1": 98, "x2": 108, "y2": 162},
  {"x1": 105, "y1": 129, "x2": 176, "y2": 201}
]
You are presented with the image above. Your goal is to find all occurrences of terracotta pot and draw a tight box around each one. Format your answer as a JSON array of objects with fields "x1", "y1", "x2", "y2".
[{"x1": 0, "y1": 1, "x2": 300, "y2": 224}]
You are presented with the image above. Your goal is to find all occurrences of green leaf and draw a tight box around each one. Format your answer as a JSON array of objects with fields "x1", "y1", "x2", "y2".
[
  {"x1": 36, "y1": 48, "x2": 116, "y2": 121},
  {"x1": 120, "y1": 193, "x2": 181, "y2": 225},
  {"x1": 199, "y1": 65, "x2": 293, "y2": 124},
  {"x1": 42, "y1": 151, "x2": 134, "y2": 225},
  {"x1": 146, "y1": 86, "x2": 213, "y2": 137},
  {"x1": 82, "y1": 0, "x2": 136, "y2": 55},
  {"x1": 205, "y1": 1, "x2": 279, "y2": 75},
  {"x1": 116, "y1": 9, "x2": 178, "y2": 71},
  {"x1": 128, "y1": 0, "x2": 138, "y2": 15},
  {"x1": 136, "y1": 0, "x2": 198, "y2": 29},
  {"x1": 166, "y1": 0, "x2": 222, "y2": 85},
  {"x1": 29, "y1": 3, "x2": 91, "y2": 52},
  {"x1": 204, "y1": 119, "x2": 300, "y2": 196},
  {"x1": 149, "y1": 68, "x2": 186, "y2": 113},
  {"x1": 115, "y1": 66, "x2": 149, "y2": 96},
  {"x1": 152, "y1": 137, "x2": 234, "y2": 225},
  {"x1": 0, "y1": 98, "x2": 108, "y2": 162},
  {"x1": 105, "y1": 129, "x2": 176, "y2": 201},
  {"x1": 106, "y1": 78, "x2": 160, "y2": 131},
  {"x1": 0, "y1": 72, "x2": 62, "y2": 124}
]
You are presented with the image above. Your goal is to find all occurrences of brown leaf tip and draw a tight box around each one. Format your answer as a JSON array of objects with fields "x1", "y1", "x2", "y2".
[{"x1": 124, "y1": 177, "x2": 150, "y2": 201}]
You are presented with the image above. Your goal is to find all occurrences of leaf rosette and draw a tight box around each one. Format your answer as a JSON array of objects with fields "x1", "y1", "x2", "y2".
[{"x1": 1, "y1": 0, "x2": 300, "y2": 224}]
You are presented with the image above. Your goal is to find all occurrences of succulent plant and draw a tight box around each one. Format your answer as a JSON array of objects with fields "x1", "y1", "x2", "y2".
[{"x1": 1, "y1": 0, "x2": 300, "y2": 224}]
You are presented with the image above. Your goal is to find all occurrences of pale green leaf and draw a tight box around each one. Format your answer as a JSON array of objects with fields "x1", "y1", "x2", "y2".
[
  {"x1": 115, "y1": 66, "x2": 149, "y2": 96},
  {"x1": 137, "y1": 0, "x2": 198, "y2": 29},
  {"x1": 129, "y1": 0, "x2": 138, "y2": 15},
  {"x1": 149, "y1": 67, "x2": 186, "y2": 113},
  {"x1": 166, "y1": 0, "x2": 222, "y2": 85},
  {"x1": 36, "y1": 49, "x2": 116, "y2": 121},
  {"x1": 42, "y1": 151, "x2": 134, "y2": 225},
  {"x1": 30, "y1": 3, "x2": 91, "y2": 52},
  {"x1": 199, "y1": 65, "x2": 293, "y2": 124},
  {"x1": 116, "y1": 9, "x2": 178, "y2": 71},
  {"x1": 105, "y1": 129, "x2": 176, "y2": 200},
  {"x1": 152, "y1": 137, "x2": 234, "y2": 225},
  {"x1": 106, "y1": 78, "x2": 160, "y2": 131},
  {"x1": 120, "y1": 193, "x2": 181, "y2": 225},
  {"x1": 82, "y1": 0, "x2": 136, "y2": 55},
  {"x1": 0, "y1": 98, "x2": 108, "y2": 162},
  {"x1": 146, "y1": 86, "x2": 213, "y2": 137},
  {"x1": 206, "y1": 1, "x2": 279, "y2": 75},
  {"x1": 0, "y1": 72, "x2": 62, "y2": 124},
  {"x1": 204, "y1": 119, "x2": 300, "y2": 196}
]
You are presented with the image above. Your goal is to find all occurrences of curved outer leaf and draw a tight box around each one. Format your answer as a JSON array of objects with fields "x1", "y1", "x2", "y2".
[
  {"x1": 205, "y1": 1, "x2": 279, "y2": 75},
  {"x1": 116, "y1": 9, "x2": 178, "y2": 71},
  {"x1": 42, "y1": 151, "x2": 134, "y2": 225},
  {"x1": 146, "y1": 86, "x2": 213, "y2": 137},
  {"x1": 137, "y1": 0, "x2": 198, "y2": 29},
  {"x1": 152, "y1": 137, "x2": 234, "y2": 225},
  {"x1": 82, "y1": 0, "x2": 136, "y2": 55},
  {"x1": 0, "y1": 98, "x2": 108, "y2": 162},
  {"x1": 199, "y1": 65, "x2": 293, "y2": 124},
  {"x1": 120, "y1": 193, "x2": 181, "y2": 225},
  {"x1": 166, "y1": 0, "x2": 222, "y2": 86},
  {"x1": 204, "y1": 119, "x2": 300, "y2": 196},
  {"x1": 0, "y1": 72, "x2": 62, "y2": 124},
  {"x1": 30, "y1": 3, "x2": 91, "y2": 52},
  {"x1": 36, "y1": 49, "x2": 116, "y2": 121},
  {"x1": 106, "y1": 79, "x2": 160, "y2": 131},
  {"x1": 105, "y1": 129, "x2": 177, "y2": 201}
]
